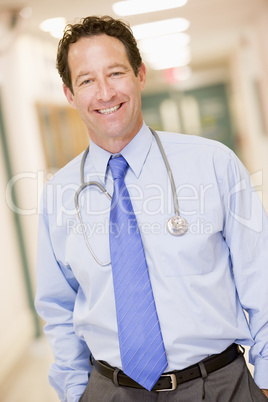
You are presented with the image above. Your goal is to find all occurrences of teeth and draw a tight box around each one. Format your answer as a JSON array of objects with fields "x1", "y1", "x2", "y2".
[{"x1": 98, "y1": 104, "x2": 121, "y2": 115}]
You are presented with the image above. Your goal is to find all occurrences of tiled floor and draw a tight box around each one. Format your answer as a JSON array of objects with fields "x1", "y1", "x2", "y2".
[{"x1": 0, "y1": 338, "x2": 59, "y2": 402}]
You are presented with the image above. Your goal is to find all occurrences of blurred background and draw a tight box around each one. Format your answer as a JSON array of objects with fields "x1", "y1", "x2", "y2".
[{"x1": 1, "y1": 0, "x2": 268, "y2": 400}]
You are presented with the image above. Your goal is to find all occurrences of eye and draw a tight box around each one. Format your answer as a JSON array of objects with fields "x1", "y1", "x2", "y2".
[
  {"x1": 111, "y1": 71, "x2": 123, "y2": 77},
  {"x1": 81, "y1": 79, "x2": 92, "y2": 85}
]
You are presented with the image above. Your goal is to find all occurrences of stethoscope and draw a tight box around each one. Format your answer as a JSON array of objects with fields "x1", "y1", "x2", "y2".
[{"x1": 74, "y1": 128, "x2": 188, "y2": 266}]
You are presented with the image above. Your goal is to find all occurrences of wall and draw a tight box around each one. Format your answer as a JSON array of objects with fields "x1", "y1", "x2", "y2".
[
  {"x1": 0, "y1": 33, "x2": 64, "y2": 387},
  {"x1": 228, "y1": 7, "x2": 268, "y2": 211}
]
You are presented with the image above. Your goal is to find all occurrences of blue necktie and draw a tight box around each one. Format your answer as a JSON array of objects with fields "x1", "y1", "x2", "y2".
[{"x1": 109, "y1": 155, "x2": 168, "y2": 391}]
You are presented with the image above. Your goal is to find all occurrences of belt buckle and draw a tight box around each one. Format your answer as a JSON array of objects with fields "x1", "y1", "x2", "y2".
[{"x1": 156, "y1": 373, "x2": 177, "y2": 392}]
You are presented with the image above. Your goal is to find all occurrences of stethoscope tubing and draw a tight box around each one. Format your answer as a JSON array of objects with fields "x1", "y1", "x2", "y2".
[{"x1": 74, "y1": 128, "x2": 186, "y2": 266}]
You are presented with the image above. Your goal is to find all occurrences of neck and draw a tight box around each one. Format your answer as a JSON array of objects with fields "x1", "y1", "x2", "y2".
[
  {"x1": 97, "y1": 137, "x2": 133, "y2": 154},
  {"x1": 88, "y1": 122, "x2": 143, "y2": 154}
]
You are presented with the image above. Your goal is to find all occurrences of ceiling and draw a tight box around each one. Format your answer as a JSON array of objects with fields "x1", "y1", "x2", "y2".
[{"x1": 0, "y1": 0, "x2": 267, "y2": 91}]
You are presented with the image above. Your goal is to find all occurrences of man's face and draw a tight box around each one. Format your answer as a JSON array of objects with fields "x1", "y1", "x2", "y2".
[{"x1": 64, "y1": 34, "x2": 146, "y2": 152}]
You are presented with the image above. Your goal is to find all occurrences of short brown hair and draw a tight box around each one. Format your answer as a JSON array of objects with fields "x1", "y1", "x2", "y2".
[{"x1": 56, "y1": 15, "x2": 142, "y2": 93}]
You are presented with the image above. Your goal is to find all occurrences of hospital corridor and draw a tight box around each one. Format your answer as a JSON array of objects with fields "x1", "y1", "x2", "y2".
[{"x1": 1, "y1": 0, "x2": 268, "y2": 400}]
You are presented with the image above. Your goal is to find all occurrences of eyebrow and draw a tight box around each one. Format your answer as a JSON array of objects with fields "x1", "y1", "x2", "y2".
[{"x1": 107, "y1": 63, "x2": 130, "y2": 71}]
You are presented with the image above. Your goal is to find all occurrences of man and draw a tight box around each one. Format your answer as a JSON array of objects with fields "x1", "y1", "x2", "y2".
[{"x1": 35, "y1": 16, "x2": 268, "y2": 401}]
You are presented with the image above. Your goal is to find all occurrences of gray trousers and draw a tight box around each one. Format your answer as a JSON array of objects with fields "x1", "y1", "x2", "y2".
[{"x1": 79, "y1": 354, "x2": 267, "y2": 402}]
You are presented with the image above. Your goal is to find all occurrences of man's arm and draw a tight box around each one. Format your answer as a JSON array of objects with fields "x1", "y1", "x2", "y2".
[
  {"x1": 262, "y1": 389, "x2": 268, "y2": 398},
  {"x1": 217, "y1": 149, "x2": 268, "y2": 391},
  {"x1": 35, "y1": 194, "x2": 91, "y2": 402}
]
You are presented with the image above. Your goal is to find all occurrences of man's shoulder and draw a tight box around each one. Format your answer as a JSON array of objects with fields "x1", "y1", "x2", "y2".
[
  {"x1": 157, "y1": 130, "x2": 229, "y2": 149},
  {"x1": 156, "y1": 130, "x2": 234, "y2": 159}
]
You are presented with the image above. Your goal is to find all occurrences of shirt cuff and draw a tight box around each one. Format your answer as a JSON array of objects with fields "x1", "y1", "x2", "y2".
[
  {"x1": 254, "y1": 357, "x2": 268, "y2": 389},
  {"x1": 66, "y1": 384, "x2": 87, "y2": 402}
]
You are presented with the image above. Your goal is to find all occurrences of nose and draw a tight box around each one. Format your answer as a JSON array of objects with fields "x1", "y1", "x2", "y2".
[{"x1": 96, "y1": 78, "x2": 116, "y2": 102}]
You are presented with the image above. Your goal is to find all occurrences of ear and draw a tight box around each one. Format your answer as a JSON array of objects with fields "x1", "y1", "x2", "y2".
[
  {"x1": 138, "y1": 62, "x2": 146, "y2": 91},
  {"x1": 63, "y1": 84, "x2": 77, "y2": 109}
]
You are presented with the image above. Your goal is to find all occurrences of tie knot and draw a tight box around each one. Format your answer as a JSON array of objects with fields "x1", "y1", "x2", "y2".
[{"x1": 109, "y1": 155, "x2": 128, "y2": 180}]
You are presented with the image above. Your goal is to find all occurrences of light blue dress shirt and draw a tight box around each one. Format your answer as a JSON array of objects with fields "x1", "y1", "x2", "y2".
[{"x1": 35, "y1": 123, "x2": 268, "y2": 401}]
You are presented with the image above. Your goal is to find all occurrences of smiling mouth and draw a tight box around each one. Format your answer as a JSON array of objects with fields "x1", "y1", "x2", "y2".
[{"x1": 97, "y1": 103, "x2": 122, "y2": 115}]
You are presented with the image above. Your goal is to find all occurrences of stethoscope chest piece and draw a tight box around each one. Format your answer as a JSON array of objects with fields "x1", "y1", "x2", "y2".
[{"x1": 167, "y1": 215, "x2": 188, "y2": 236}]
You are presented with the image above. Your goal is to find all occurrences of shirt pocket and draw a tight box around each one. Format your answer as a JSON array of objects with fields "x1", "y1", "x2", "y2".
[{"x1": 160, "y1": 231, "x2": 223, "y2": 277}]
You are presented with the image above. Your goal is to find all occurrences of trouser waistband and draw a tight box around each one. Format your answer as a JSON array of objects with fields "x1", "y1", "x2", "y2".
[{"x1": 90, "y1": 343, "x2": 244, "y2": 392}]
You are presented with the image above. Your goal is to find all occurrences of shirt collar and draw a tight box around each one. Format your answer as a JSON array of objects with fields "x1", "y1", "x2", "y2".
[
  {"x1": 88, "y1": 122, "x2": 153, "y2": 183},
  {"x1": 120, "y1": 123, "x2": 153, "y2": 178},
  {"x1": 88, "y1": 140, "x2": 111, "y2": 184}
]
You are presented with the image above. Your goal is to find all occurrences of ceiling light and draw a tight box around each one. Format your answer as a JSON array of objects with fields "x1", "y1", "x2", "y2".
[
  {"x1": 113, "y1": 0, "x2": 188, "y2": 16},
  {"x1": 132, "y1": 18, "x2": 190, "y2": 40},
  {"x1": 149, "y1": 56, "x2": 191, "y2": 70},
  {"x1": 138, "y1": 33, "x2": 190, "y2": 54},
  {"x1": 145, "y1": 47, "x2": 191, "y2": 70},
  {"x1": 146, "y1": 47, "x2": 190, "y2": 64},
  {"x1": 40, "y1": 17, "x2": 66, "y2": 39}
]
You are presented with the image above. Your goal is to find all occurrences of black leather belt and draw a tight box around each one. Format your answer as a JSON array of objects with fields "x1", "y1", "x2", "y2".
[{"x1": 91, "y1": 343, "x2": 243, "y2": 392}]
